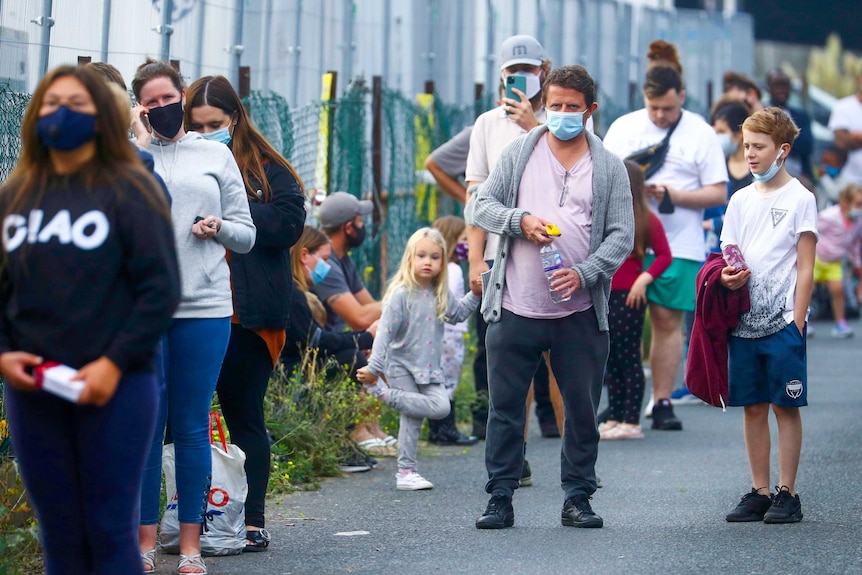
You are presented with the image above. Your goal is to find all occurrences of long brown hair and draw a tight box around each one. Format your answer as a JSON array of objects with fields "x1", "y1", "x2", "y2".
[
  {"x1": 624, "y1": 159, "x2": 652, "y2": 260},
  {"x1": 432, "y1": 215, "x2": 465, "y2": 263},
  {"x1": 2, "y1": 65, "x2": 169, "y2": 219},
  {"x1": 184, "y1": 75, "x2": 304, "y2": 203},
  {"x1": 290, "y1": 225, "x2": 330, "y2": 293}
]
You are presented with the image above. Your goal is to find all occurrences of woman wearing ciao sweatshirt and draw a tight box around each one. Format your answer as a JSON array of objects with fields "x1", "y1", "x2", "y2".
[
  {"x1": 0, "y1": 65, "x2": 180, "y2": 574},
  {"x1": 131, "y1": 59, "x2": 256, "y2": 575}
]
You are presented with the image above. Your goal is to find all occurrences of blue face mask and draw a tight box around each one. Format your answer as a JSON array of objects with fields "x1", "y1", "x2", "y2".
[
  {"x1": 202, "y1": 126, "x2": 232, "y2": 145},
  {"x1": 36, "y1": 105, "x2": 97, "y2": 151},
  {"x1": 308, "y1": 257, "x2": 331, "y2": 285},
  {"x1": 825, "y1": 165, "x2": 841, "y2": 179},
  {"x1": 546, "y1": 110, "x2": 585, "y2": 141},
  {"x1": 751, "y1": 149, "x2": 785, "y2": 183},
  {"x1": 716, "y1": 132, "x2": 738, "y2": 156}
]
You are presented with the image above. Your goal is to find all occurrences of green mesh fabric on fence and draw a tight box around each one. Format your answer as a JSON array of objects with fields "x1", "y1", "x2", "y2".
[
  {"x1": 0, "y1": 82, "x2": 485, "y2": 300},
  {"x1": 0, "y1": 86, "x2": 30, "y2": 185}
]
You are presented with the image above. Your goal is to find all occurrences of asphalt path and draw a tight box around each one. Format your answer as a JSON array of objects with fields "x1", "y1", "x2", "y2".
[{"x1": 151, "y1": 319, "x2": 862, "y2": 575}]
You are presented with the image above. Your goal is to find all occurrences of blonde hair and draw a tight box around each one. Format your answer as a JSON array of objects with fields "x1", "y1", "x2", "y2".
[
  {"x1": 839, "y1": 184, "x2": 862, "y2": 205},
  {"x1": 431, "y1": 215, "x2": 466, "y2": 263},
  {"x1": 383, "y1": 227, "x2": 449, "y2": 319}
]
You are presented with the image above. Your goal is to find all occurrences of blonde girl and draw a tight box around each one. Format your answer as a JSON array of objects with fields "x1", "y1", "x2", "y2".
[{"x1": 356, "y1": 227, "x2": 479, "y2": 490}]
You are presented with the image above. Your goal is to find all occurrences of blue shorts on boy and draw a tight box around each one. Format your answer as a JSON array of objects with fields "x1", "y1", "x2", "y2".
[{"x1": 728, "y1": 322, "x2": 807, "y2": 407}]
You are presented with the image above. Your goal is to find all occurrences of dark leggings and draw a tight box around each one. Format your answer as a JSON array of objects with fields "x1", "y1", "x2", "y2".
[
  {"x1": 216, "y1": 324, "x2": 276, "y2": 529},
  {"x1": 604, "y1": 290, "x2": 647, "y2": 425},
  {"x1": 5, "y1": 372, "x2": 158, "y2": 575}
]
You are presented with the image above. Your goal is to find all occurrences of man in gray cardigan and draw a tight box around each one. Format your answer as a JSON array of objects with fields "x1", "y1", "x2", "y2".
[{"x1": 466, "y1": 65, "x2": 633, "y2": 530}]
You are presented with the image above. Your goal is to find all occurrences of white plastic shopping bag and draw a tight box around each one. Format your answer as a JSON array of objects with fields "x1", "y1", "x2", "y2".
[{"x1": 160, "y1": 412, "x2": 248, "y2": 556}]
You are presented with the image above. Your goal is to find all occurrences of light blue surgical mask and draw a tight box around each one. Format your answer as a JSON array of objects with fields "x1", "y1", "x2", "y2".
[
  {"x1": 202, "y1": 126, "x2": 232, "y2": 145},
  {"x1": 308, "y1": 258, "x2": 331, "y2": 285},
  {"x1": 751, "y1": 149, "x2": 785, "y2": 183},
  {"x1": 546, "y1": 110, "x2": 586, "y2": 141},
  {"x1": 716, "y1": 132, "x2": 738, "y2": 156}
]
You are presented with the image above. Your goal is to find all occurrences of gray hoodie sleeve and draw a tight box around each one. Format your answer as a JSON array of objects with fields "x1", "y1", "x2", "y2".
[
  {"x1": 366, "y1": 288, "x2": 405, "y2": 377},
  {"x1": 215, "y1": 148, "x2": 256, "y2": 254}
]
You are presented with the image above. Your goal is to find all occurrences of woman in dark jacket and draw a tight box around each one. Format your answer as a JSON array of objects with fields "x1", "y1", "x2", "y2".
[
  {"x1": 186, "y1": 76, "x2": 306, "y2": 553},
  {"x1": 282, "y1": 226, "x2": 375, "y2": 376}
]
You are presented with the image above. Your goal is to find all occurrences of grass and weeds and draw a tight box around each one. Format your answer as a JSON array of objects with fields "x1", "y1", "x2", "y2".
[
  {"x1": 0, "y1": 393, "x2": 42, "y2": 575},
  {"x1": 264, "y1": 350, "x2": 371, "y2": 492}
]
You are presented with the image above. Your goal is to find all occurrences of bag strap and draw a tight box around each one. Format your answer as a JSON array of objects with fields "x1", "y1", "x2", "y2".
[{"x1": 209, "y1": 411, "x2": 228, "y2": 453}]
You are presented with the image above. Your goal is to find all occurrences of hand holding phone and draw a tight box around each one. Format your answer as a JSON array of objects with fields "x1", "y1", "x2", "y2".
[
  {"x1": 722, "y1": 244, "x2": 748, "y2": 273},
  {"x1": 505, "y1": 75, "x2": 527, "y2": 114}
]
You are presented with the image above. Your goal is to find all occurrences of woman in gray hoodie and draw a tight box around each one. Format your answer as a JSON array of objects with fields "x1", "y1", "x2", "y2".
[{"x1": 131, "y1": 59, "x2": 256, "y2": 575}]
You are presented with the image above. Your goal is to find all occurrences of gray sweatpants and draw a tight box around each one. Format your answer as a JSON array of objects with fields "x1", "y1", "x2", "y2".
[
  {"x1": 484, "y1": 308, "x2": 608, "y2": 500},
  {"x1": 385, "y1": 374, "x2": 449, "y2": 470}
]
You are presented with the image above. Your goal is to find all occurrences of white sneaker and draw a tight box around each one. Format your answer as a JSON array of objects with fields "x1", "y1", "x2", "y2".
[
  {"x1": 396, "y1": 470, "x2": 434, "y2": 491},
  {"x1": 831, "y1": 322, "x2": 854, "y2": 339},
  {"x1": 601, "y1": 423, "x2": 644, "y2": 440}
]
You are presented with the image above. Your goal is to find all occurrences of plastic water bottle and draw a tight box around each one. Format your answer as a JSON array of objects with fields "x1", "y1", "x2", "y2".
[{"x1": 540, "y1": 243, "x2": 571, "y2": 304}]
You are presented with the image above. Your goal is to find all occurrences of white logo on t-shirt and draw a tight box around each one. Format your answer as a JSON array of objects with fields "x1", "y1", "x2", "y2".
[{"x1": 771, "y1": 208, "x2": 788, "y2": 228}]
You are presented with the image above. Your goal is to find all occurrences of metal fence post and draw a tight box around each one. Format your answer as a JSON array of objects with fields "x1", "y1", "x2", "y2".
[
  {"x1": 100, "y1": 0, "x2": 111, "y2": 62},
  {"x1": 372, "y1": 75, "x2": 387, "y2": 285},
  {"x1": 159, "y1": 0, "x2": 174, "y2": 61},
  {"x1": 34, "y1": 0, "x2": 55, "y2": 80}
]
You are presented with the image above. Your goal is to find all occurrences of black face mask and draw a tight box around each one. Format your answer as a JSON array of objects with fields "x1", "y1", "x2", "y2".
[
  {"x1": 147, "y1": 101, "x2": 184, "y2": 139},
  {"x1": 346, "y1": 223, "x2": 366, "y2": 248}
]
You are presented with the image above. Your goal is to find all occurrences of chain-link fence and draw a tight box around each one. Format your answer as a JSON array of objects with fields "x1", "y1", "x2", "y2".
[
  {"x1": 0, "y1": 86, "x2": 30, "y2": 183},
  {"x1": 0, "y1": 82, "x2": 483, "y2": 298}
]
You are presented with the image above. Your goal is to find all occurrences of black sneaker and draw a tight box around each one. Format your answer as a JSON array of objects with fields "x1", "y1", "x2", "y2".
[
  {"x1": 476, "y1": 495, "x2": 514, "y2": 529},
  {"x1": 519, "y1": 459, "x2": 532, "y2": 487},
  {"x1": 651, "y1": 399, "x2": 683, "y2": 430},
  {"x1": 561, "y1": 495, "x2": 604, "y2": 528},
  {"x1": 763, "y1": 486, "x2": 803, "y2": 524},
  {"x1": 726, "y1": 489, "x2": 772, "y2": 522},
  {"x1": 338, "y1": 447, "x2": 372, "y2": 473}
]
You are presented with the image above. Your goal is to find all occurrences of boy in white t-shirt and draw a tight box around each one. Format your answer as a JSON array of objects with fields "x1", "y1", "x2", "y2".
[{"x1": 720, "y1": 108, "x2": 818, "y2": 524}]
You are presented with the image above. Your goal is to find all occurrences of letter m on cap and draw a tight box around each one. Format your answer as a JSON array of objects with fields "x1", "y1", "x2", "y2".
[{"x1": 512, "y1": 44, "x2": 528, "y2": 56}]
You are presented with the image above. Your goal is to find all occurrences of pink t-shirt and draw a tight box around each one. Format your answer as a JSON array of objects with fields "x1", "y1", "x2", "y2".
[{"x1": 502, "y1": 134, "x2": 594, "y2": 319}]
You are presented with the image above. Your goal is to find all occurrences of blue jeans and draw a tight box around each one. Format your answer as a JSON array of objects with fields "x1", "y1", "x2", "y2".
[
  {"x1": 140, "y1": 317, "x2": 230, "y2": 525},
  {"x1": 5, "y1": 372, "x2": 158, "y2": 575}
]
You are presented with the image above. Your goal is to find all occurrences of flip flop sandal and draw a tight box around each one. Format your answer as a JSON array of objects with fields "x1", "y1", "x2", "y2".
[{"x1": 244, "y1": 528, "x2": 271, "y2": 552}]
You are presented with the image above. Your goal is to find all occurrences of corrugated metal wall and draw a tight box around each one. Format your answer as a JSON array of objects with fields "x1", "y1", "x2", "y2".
[{"x1": 0, "y1": 0, "x2": 753, "y2": 121}]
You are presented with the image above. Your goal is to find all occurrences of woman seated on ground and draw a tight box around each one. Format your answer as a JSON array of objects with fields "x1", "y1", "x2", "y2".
[
  {"x1": 284, "y1": 226, "x2": 396, "y2": 465},
  {"x1": 283, "y1": 225, "x2": 377, "y2": 377}
]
